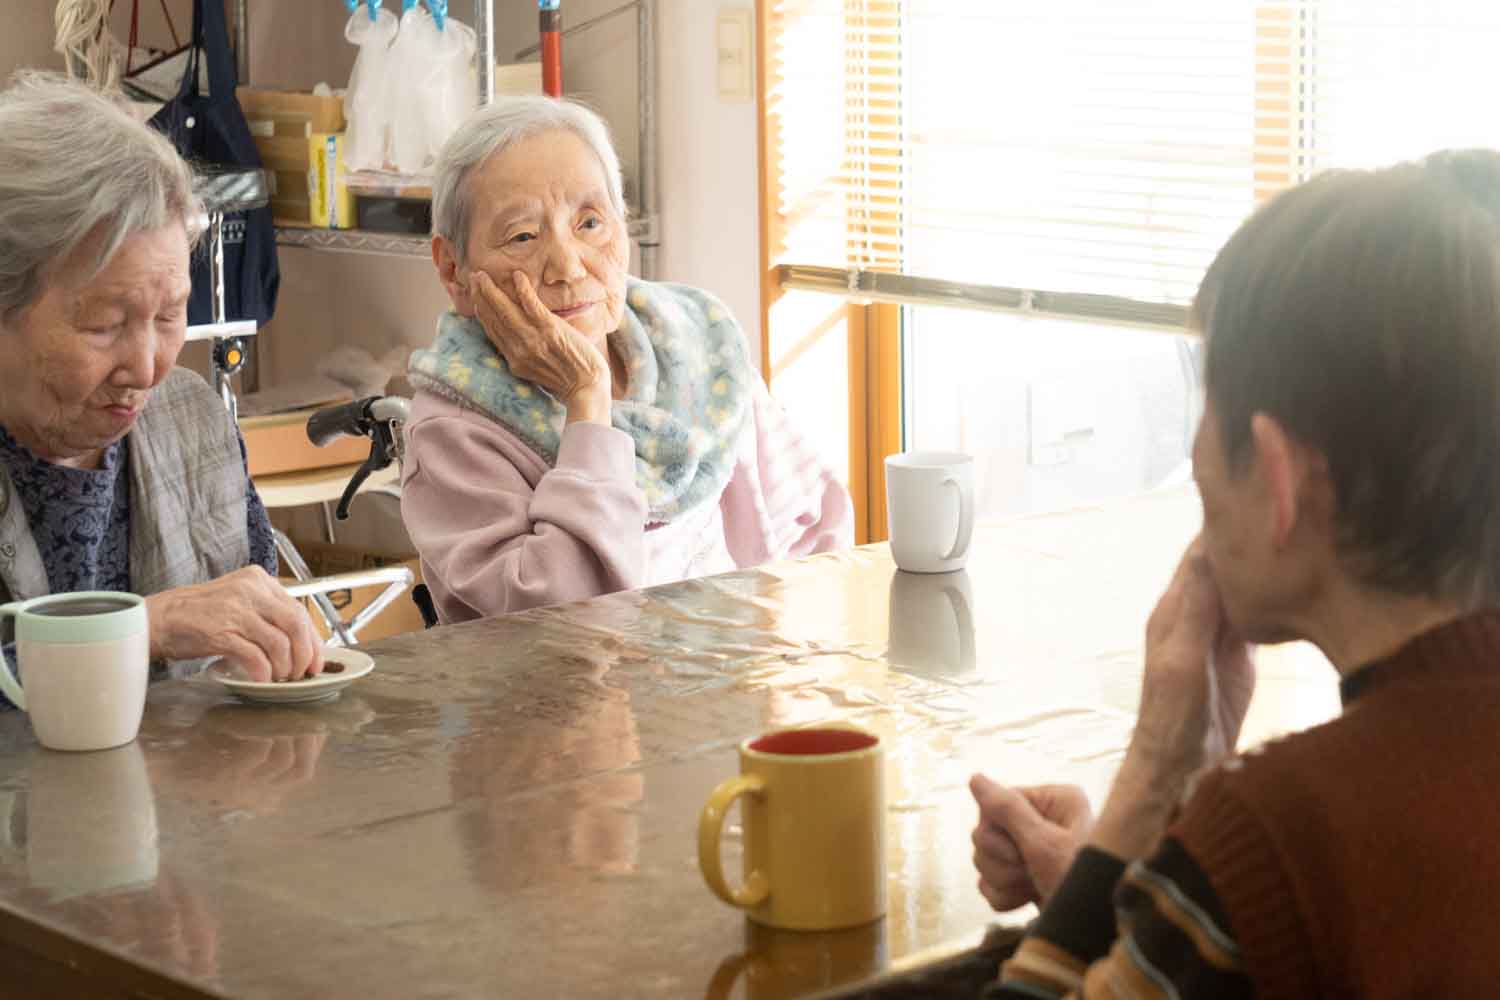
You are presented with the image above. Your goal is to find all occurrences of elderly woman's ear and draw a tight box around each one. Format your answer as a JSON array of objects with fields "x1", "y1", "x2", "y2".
[{"x1": 432, "y1": 235, "x2": 478, "y2": 318}]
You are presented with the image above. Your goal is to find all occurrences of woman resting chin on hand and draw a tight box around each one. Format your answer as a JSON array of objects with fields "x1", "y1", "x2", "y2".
[{"x1": 401, "y1": 97, "x2": 854, "y2": 624}]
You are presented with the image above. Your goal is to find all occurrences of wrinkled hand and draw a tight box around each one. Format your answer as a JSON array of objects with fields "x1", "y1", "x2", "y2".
[
  {"x1": 1088, "y1": 538, "x2": 1257, "y2": 862},
  {"x1": 970, "y1": 776, "x2": 1093, "y2": 911},
  {"x1": 472, "y1": 270, "x2": 611, "y2": 421},
  {"x1": 1133, "y1": 537, "x2": 1256, "y2": 775},
  {"x1": 145, "y1": 567, "x2": 323, "y2": 682}
]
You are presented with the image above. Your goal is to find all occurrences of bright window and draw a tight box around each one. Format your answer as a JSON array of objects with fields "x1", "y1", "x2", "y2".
[{"x1": 761, "y1": 1, "x2": 1500, "y2": 536}]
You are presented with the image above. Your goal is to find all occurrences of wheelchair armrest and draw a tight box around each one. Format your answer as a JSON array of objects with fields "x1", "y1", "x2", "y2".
[
  {"x1": 193, "y1": 166, "x2": 272, "y2": 215},
  {"x1": 283, "y1": 565, "x2": 415, "y2": 646},
  {"x1": 282, "y1": 565, "x2": 414, "y2": 601}
]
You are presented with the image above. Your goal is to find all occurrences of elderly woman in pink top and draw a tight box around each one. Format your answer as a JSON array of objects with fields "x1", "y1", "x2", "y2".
[{"x1": 401, "y1": 98, "x2": 852, "y2": 623}]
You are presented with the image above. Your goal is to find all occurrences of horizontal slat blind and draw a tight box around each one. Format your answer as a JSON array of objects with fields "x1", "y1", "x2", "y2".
[{"x1": 766, "y1": 0, "x2": 1500, "y2": 317}]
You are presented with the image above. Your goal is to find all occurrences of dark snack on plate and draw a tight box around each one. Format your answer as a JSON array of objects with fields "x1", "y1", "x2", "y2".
[{"x1": 273, "y1": 661, "x2": 346, "y2": 683}]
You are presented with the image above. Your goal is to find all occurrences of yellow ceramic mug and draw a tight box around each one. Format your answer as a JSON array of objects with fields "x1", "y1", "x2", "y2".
[{"x1": 698, "y1": 726, "x2": 885, "y2": 930}]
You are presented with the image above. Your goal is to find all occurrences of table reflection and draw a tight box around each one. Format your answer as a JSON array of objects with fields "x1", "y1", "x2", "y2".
[
  {"x1": 887, "y1": 569, "x2": 976, "y2": 677},
  {"x1": 0, "y1": 743, "x2": 157, "y2": 899},
  {"x1": 150, "y1": 700, "x2": 371, "y2": 816},
  {"x1": 0, "y1": 743, "x2": 221, "y2": 985},
  {"x1": 705, "y1": 919, "x2": 888, "y2": 1000},
  {"x1": 450, "y1": 648, "x2": 645, "y2": 890}
]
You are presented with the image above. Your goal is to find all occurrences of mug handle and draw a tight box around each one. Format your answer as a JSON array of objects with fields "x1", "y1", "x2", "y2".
[
  {"x1": 698, "y1": 774, "x2": 770, "y2": 909},
  {"x1": 0, "y1": 604, "x2": 24, "y2": 711},
  {"x1": 945, "y1": 582, "x2": 978, "y2": 669},
  {"x1": 941, "y1": 476, "x2": 975, "y2": 561},
  {"x1": 704, "y1": 952, "x2": 755, "y2": 1000}
]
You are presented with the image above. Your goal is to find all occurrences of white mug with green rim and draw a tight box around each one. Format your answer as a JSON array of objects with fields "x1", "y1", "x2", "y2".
[{"x1": 0, "y1": 592, "x2": 150, "y2": 752}]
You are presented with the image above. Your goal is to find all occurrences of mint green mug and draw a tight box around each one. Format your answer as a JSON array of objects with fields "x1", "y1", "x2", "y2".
[{"x1": 0, "y1": 592, "x2": 150, "y2": 752}]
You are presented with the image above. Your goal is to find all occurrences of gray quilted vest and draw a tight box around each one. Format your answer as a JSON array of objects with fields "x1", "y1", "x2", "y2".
[{"x1": 0, "y1": 367, "x2": 250, "y2": 604}]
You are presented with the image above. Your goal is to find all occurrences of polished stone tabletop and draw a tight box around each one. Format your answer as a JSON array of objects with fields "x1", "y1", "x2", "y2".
[{"x1": 0, "y1": 485, "x2": 1339, "y2": 999}]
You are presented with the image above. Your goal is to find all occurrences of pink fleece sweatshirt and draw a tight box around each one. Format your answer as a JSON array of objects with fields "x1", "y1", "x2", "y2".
[{"x1": 400, "y1": 379, "x2": 854, "y2": 623}]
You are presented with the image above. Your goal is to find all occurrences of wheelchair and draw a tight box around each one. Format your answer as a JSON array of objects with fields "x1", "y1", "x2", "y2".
[
  {"x1": 190, "y1": 166, "x2": 419, "y2": 644},
  {"x1": 305, "y1": 397, "x2": 439, "y2": 630}
]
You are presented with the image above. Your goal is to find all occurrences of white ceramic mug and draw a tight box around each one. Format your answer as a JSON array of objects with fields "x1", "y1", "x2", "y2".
[
  {"x1": 0, "y1": 592, "x2": 150, "y2": 752},
  {"x1": 884, "y1": 452, "x2": 976, "y2": 573}
]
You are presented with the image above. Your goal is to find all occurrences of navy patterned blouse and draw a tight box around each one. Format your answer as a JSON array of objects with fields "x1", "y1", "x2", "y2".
[{"x1": 0, "y1": 423, "x2": 277, "y2": 595}]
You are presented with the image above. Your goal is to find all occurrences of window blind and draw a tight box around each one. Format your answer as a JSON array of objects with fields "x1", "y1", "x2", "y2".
[{"x1": 766, "y1": 0, "x2": 1500, "y2": 324}]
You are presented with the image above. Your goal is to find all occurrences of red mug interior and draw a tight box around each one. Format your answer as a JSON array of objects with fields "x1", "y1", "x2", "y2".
[{"x1": 750, "y1": 728, "x2": 878, "y2": 756}]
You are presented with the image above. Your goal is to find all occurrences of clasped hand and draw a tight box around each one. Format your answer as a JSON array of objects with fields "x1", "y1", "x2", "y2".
[{"x1": 970, "y1": 537, "x2": 1258, "y2": 907}]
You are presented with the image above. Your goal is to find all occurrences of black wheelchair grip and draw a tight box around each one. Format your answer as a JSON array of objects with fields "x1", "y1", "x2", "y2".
[{"x1": 306, "y1": 398, "x2": 375, "y2": 448}]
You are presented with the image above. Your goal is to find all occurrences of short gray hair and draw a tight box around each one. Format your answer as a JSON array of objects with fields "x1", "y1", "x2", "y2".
[
  {"x1": 0, "y1": 72, "x2": 200, "y2": 324},
  {"x1": 432, "y1": 96, "x2": 626, "y2": 264}
]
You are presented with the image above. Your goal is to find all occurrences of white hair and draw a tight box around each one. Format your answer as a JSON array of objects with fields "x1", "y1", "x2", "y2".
[
  {"x1": 432, "y1": 96, "x2": 627, "y2": 264},
  {"x1": 0, "y1": 72, "x2": 201, "y2": 324}
]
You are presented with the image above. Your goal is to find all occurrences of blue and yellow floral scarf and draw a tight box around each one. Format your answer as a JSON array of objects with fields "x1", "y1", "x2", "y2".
[{"x1": 408, "y1": 278, "x2": 754, "y2": 523}]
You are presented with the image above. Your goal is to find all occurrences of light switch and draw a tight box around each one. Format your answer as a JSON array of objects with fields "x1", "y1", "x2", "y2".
[{"x1": 717, "y1": 9, "x2": 754, "y2": 102}]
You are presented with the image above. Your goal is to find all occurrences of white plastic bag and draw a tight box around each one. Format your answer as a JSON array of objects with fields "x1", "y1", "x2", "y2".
[
  {"x1": 423, "y1": 16, "x2": 478, "y2": 161},
  {"x1": 386, "y1": 6, "x2": 476, "y2": 175},
  {"x1": 386, "y1": 6, "x2": 438, "y2": 174},
  {"x1": 343, "y1": 7, "x2": 400, "y2": 171}
]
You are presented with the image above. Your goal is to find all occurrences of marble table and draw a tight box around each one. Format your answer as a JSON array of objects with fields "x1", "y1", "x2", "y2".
[{"x1": 0, "y1": 486, "x2": 1338, "y2": 998}]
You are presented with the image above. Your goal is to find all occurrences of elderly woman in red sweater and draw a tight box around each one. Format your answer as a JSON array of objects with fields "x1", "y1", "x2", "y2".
[{"x1": 974, "y1": 151, "x2": 1500, "y2": 998}]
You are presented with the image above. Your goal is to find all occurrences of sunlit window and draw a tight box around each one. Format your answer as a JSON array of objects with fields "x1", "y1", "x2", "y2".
[{"x1": 765, "y1": 0, "x2": 1500, "y2": 523}]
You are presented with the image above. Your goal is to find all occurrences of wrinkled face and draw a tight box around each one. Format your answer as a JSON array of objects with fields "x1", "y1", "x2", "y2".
[
  {"x1": 455, "y1": 129, "x2": 630, "y2": 345},
  {"x1": 1192, "y1": 400, "x2": 1306, "y2": 645},
  {"x1": 0, "y1": 225, "x2": 191, "y2": 469}
]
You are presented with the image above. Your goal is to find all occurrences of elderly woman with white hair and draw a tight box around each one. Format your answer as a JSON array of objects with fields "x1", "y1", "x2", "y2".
[
  {"x1": 402, "y1": 98, "x2": 853, "y2": 621},
  {"x1": 0, "y1": 73, "x2": 322, "y2": 683}
]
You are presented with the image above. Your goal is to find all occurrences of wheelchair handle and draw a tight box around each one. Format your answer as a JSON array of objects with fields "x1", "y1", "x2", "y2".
[{"x1": 307, "y1": 397, "x2": 380, "y2": 448}]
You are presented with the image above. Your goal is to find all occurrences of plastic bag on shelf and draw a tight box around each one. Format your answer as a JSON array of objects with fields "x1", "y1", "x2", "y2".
[
  {"x1": 424, "y1": 14, "x2": 477, "y2": 159},
  {"x1": 386, "y1": 4, "x2": 476, "y2": 175},
  {"x1": 344, "y1": 3, "x2": 400, "y2": 171}
]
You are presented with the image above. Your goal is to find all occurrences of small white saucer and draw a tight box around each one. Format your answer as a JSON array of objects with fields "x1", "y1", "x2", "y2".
[{"x1": 209, "y1": 647, "x2": 375, "y2": 705}]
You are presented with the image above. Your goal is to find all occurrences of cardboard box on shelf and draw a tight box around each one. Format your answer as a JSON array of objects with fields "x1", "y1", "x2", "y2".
[
  {"x1": 238, "y1": 88, "x2": 347, "y2": 224},
  {"x1": 284, "y1": 539, "x2": 414, "y2": 577},
  {"x1": 241, "y1": 406, "x2": 368, "y2": 478},
  {"x1": 239, "y1": 87, "x2": 345, "y2": 134}
]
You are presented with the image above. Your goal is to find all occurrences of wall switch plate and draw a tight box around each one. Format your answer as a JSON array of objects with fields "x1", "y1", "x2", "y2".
[{"x1": 717, "y1": 9, "x2": 754, "y2": 102}]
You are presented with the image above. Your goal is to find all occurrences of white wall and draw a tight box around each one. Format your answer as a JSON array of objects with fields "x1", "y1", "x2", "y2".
[
  {"x1": 1, "y1": 1, "x2": 65, "y2": 79},
  {"x1": 656, "y1": 1, "x2": 761, "y2": 361}
]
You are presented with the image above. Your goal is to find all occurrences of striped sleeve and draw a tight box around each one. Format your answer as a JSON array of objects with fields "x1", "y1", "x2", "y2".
[
  {"x1": 719, "y1": 379, "x2": 854, "y2": 569},
  {"x1": 984, "y1": 839, "x2": 1252, "y2": 999}
]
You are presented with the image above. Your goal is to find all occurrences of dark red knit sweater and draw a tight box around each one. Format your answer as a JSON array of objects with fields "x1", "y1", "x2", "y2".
[{"x1": 1172, "y1": 611, "x2": 1500, "y2": 998}]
